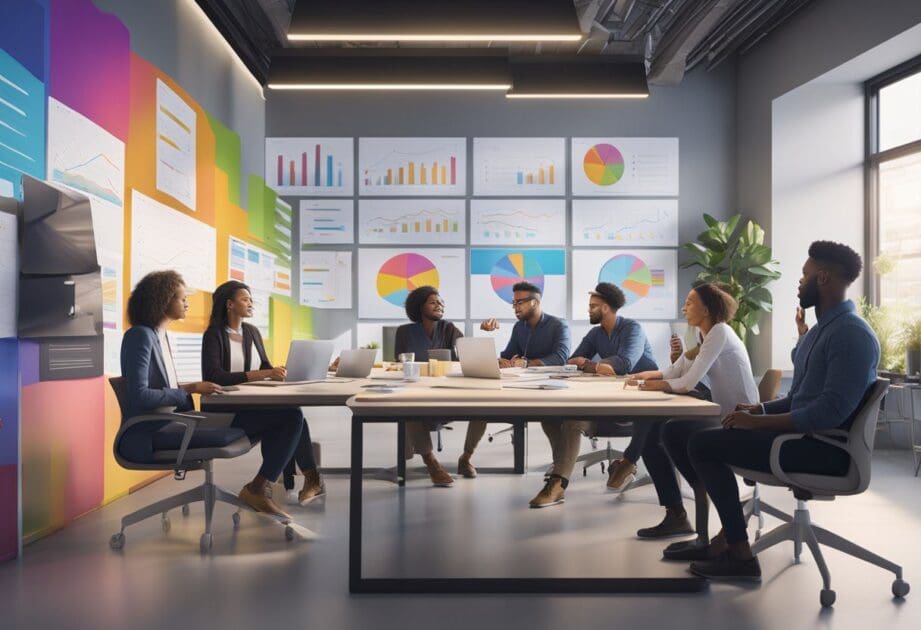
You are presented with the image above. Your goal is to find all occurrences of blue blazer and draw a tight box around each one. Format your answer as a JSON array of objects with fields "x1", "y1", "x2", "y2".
[{"x1": 120, "y1": 325, "x2": 194, "y2": 423}]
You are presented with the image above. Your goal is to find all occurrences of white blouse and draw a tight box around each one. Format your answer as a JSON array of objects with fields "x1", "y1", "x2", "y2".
[
  {"x1": 660, "y1": 322, "x2": 759, "y2": 415},
  {"x1": 226, "y1": 327, "x2": 251, "y2": 373}
]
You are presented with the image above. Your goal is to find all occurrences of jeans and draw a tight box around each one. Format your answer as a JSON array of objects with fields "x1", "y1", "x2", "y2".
[
  {"x1": 231, "y1": 408, "x2": 303, "y2": 482},
  {"x1": 283, "y1": 417, "x2": 318, "y2": 489}
]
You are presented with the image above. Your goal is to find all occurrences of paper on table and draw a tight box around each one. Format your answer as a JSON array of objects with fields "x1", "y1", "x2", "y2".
[{"x1": 502, "y1": 380, "x2": 570, "y2": 390}]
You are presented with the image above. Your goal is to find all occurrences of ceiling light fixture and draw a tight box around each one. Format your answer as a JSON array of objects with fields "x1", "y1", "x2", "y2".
[{"x1": 506, "y1": 57, "x2": 649, "y2": 100}]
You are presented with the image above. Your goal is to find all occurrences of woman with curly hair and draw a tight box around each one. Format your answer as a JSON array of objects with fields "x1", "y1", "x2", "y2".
[{"x1": 120, "y1": 270, "x2": 301, "y2": 519}]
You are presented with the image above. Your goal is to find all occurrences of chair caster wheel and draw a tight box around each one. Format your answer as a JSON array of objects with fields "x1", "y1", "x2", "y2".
[
  {"x1": 181, "y1": 504, "x2": 190, "y2": 517},
  {"x1": 232, "y1": 512, "x2": 241, "y2": 529},
  {"x1": 892, "y1": 579, "x2": 910, "y2": 598},
  {"x1": 285, "y1": 525, "x2": 295, "y2": 541},
  {"x1": 161, "y1": 516, "x2": 171, "y2": 533},
  {"x1": 200, "y1": 533, "x2": 212, "y2": 552},
  {"x1": 820, "y1": 589, "x2": 836, "y2": 608},
  {"x1": 109, "y1": 533, "x2": 125, "y2": 550}
]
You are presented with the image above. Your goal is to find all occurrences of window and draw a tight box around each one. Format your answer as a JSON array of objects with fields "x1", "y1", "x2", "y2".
[{"x1": 867, "y1": 56, "x2": 921, "y2": 308}]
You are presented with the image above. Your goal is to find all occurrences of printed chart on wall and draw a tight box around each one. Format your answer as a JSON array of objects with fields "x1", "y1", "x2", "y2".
[
  {"x1": 358, "y1": 199, "x2": 465, "y2": 245},
  {"x1": 155, "y1": 79, "x2": 197, "y2": 210},
  {"x1": 470, "y1": 249, "x2": 566, "y2": 320},
  {"x1": 300, "y1": 199, "x2": 354, "y2": 245},
  {"x1": 470, "y1": 199, "x2": 565, "y2": 246},
  {"x1": 571, "y1": 249, "x2": 677, "y2": 320},
  {"x1": 131, "y1": 190, "x2": 216, "y2": 293},
  {"x1": 229, "y1": 237, "x2": 291, "y2": 335},
  {"x1": 266, "y1": 137, "x2": 353, "y2": 196},
  {"x1": 569, "y1": 321, "x2": 673, "y2": 371},
  {"x1": 572, "y1": 138, "x2": 678, "y2": 196},
  {"x1": 0, "y1": 212, "x2": 16, "y2": 338},
  {"x1": 572, "y1": 199, "x2": 678, "y2": 247},
  {"x1": 300, "y1": 250, "x2": 352, "y2": 309},
  {"x1": 473, "y1": 137, "x2": 565, "y2": 196},
  {"x1": 169, "y1": 332, "x2": 203, "y2": 383},
  {"x1": 0, "y1": 48, "x2": 45, "y2": 199},
  {"x1": 359, "y1": 138, "x2": 466, "y2": 196},
  {"x1": 358, "y1": 248, "x2": 466, "y2": 319}
]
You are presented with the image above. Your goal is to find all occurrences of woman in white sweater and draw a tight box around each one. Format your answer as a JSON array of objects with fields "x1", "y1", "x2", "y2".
[{"x1": 624, "y1": 283, "x2": 758, "y2": 548}]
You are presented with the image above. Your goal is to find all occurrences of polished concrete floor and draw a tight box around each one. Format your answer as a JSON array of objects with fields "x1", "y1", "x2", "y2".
[{"x1": 1, "y1": 424, "x2": 919, "y2": 630}]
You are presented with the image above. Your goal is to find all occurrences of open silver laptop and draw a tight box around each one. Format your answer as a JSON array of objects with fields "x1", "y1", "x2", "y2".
[
  {"x1": 334, "y1": 348, "x2": 377, "y2": 378},
  {"x1": 455, "y1": 337, "x2": 505, "y2": 379},
  {"x1": 286, "y1": 340, "x2": 334, "y2": 381}
]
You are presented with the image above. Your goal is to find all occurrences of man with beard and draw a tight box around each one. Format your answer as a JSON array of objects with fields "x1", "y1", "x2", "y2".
[{"x1": 684, "y1": 241, "x2": 879, "y2": 582}]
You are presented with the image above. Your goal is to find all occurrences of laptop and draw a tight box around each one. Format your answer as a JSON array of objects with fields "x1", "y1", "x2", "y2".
[
  {"x1": 334, "y1": 348, "x2": 377, "y2": 378},
  {"x1": 286, "y1": 340, "x2": 334, "y2": 382},
  {"x1": 455, "y1": 337, "x2": 523, "y2": 379}
]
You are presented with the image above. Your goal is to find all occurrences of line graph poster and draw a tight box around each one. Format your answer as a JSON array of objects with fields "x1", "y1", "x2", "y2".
[
  {"x1": 358, "y1": 199, "x2": 465, "y2": 245},
  {"x1": 359, "y1": 138, "x2": 466, "y2": 196},
  {"x1": 571, "y1": 249, "x2": 677, "y2": 320},
  {"x1": 469, "y1": 249, "x2": 566, "y2": 319},
  {"x1": 48, "y1": 98, "x2": 125, "y2": 207},
  {"x1": 266, "y1": 137, "x2": 353, "y2": 196},
  {"x1": 572, "y1": 138, "x2": 678, "y2": 196},
  {"x1": 572, "y1": 199, "x2": 678, "y2": 247},
  {"x1": 300, "y1": 199, "x2": 354, "y2": 245},
  {"x1": 470, "y1": 199, "x2": 565, "y2": 246},
  {"x1": 130, "y1": 190, "x2": 216, "y2": 292},
  {"x1": 473, "y1": 137, "x2": 565, "y2": 196},
  {"x1": 156, "y1": 78, "x2": 197, "y2": 210},
  {"x1": 358, "y1": 248, "x2": 466, "y2": 319},
  {"x1": 300, "y1": 250, "x2": 353, "y2": 309}
]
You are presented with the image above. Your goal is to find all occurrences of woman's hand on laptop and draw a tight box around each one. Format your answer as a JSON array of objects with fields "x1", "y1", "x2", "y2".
[
  {"x1": 182, "y1": 381, "x2": 223, "y2": 395},
  {"x1": 268, "y1": 366, "x2": 287, "y2": 381}
]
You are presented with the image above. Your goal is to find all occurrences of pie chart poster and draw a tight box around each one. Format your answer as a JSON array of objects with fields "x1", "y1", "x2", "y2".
[
  {"x1": 571, "y1": 138, "x2": 679, "y2": 196},
  {"x1": 571, "y1": 249, "x2": 677, "y2": 321},
  {"x1": 470, "y1": 249, "x2": 567, "y2": 320},
  {"x1": 358, "y1": 248, "x2": 467, "y2": 319}
]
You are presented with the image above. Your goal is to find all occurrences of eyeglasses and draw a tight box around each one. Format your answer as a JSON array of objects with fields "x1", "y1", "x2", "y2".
[{"x1": 511, "y1": 297, "x2": 536, "y2": 307}]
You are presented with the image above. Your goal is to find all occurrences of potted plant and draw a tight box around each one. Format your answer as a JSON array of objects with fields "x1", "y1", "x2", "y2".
[
  {"x1": 682, "y1": 214, "x2": 781, "y2": 344},
  {"x1": 903, "y1": 316, "x2": 921, "y2": 377},
  {"x1": 857, "y1": 298, "x2": 906, "y2": 375}
]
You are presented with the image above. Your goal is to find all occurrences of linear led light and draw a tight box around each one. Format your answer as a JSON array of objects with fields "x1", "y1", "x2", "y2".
[
  {"x1": 506, "y1": 93, "x2": 648, "y2": 99},
  {"x1": 507, "y1": 57, "x2": 649, "y2": 100},
  {"x1": 268, "y1": 83, "x2": 511, "y2": 91},
  {"x1": 287, "y1": 34, "x2": 583, "y2": 42}
]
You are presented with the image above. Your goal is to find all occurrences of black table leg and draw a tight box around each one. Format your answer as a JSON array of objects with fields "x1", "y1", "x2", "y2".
[
  {"x1": 513, "y1": 421, "x2": 526, "y2": 474},
  {"x1": 396, "y1": 421, "x2": 406, "y2": 486},
  {"x1": 349, "y1": 415, "x2": 364, "y2": 593}
]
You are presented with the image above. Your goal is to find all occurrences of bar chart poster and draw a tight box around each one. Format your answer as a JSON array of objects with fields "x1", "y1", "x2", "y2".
[
  {"x1": 358, "y1": 199, "x2": 465, "y2": 245},
  {"x1": 473, "y1": 137, "x2": 565, "y2": 196},
  {"x1": 571, "y1": 138, "x2": 679, "y2": 196},
  {"x1": 470, "y1": 199, "x2": 566, "y2": 246},
  {"x1": 300, "y1": 250, "x2": 353, "y2": 309},
  {"x1": 359, "y1": 138, "x2": 466, "y2": 196},
  {"x1": 572, "y1": 199, "x2": 679, "y2": 247},
  {"x1": 358, "y1": 249, "x2": 466, "y2": 319},
  {"x1": 469, "y1": 249, "x2": 567, "y2": 319},
  {"x1": 47, "y1": 98, "x2": 125, "y2": 209},
  {"x1": 265, "y1": 137, "x2": 354, "y2": 196},
  {"x1": 155, "y1": 79, "x2": 197, "y2": 210},
  {"x1": 300, "y1": 199, "x2": 354, "y2": 245},
  {"x1": 571, "y1": 249, "x2": 677, "y2": 320},
  {"x1": 0, "y1": 48, "x2": 45, "y2": 199}
]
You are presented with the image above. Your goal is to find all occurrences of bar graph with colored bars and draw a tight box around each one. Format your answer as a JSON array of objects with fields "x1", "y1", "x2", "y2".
[
  {"x1": 364, "y1": 156, "x2": 457, "y2": 187},
  {"x1": 516, "y1": 164, "x2": 555, "y2": 186},
  {"x1": 276, "y1": 143, "x2": 344, "y2": 188}
]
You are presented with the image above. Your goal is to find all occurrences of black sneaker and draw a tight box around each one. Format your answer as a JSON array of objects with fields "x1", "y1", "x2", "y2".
[
  {"x1": 689, "y1": 552, "x2": 762, "y2": 582},
  {"x1": 636, "y1": 509, "x2": 695, "y2": 539}
]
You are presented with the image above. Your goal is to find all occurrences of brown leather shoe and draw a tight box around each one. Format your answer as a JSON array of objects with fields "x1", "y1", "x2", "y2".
[
  {"x1": 298, "y1": 469, "x2": 326, "y2": 505},
  {"x1": 457, "y1": 454, "x2": 477, "y2": 478},
  {"x1": 239, "y1": 482, "x2": 292, "y2": 520},
  {"x1": 425, "y1": 460, "x2": 454, "y2": 486},
  {"x1": 529, "y1": 476, "x2": 566, "y2": 508},
  {"x1": 606, "y1": 458, "x2": 637, "y2": 491}
]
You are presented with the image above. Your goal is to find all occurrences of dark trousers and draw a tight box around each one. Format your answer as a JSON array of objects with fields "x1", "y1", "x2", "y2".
[
  {"x1": 687, "y1": 428, "x2": 851, "y2": 544},
  {"x1": 640, "y1": 418, "x2": 721, "y2": 508},
  {"x1": 283, "y1": 418, "x2": 318, "y2": 490},
  {"x1": 231, "y1": 408, "x2": 303, "y2": 482}
]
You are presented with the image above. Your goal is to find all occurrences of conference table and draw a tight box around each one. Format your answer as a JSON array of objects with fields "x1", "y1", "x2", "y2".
[{"x1": 202, "y1": 370, "x2": 722, "y2": 595}]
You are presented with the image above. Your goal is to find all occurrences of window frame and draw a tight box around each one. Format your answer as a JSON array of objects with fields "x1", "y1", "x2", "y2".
[{"x1": 865, "y1": 53, "x2": 921, "y2": 304}]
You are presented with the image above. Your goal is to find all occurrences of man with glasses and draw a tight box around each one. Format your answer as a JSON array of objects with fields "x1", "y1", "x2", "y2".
[{"x1": 479, "y1": 282, "x2": 572, "y2": 504}]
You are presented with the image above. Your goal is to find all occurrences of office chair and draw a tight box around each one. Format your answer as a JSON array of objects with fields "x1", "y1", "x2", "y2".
[
  {"x1": 382, "y1": 325, "x2": 399, "y2": 362},
  {"x1": 108, "y1": 378, "x2": 296, "y2": 552},
  {"x1": 734, "y1": 378, "x2": 910, "y2": 607}
]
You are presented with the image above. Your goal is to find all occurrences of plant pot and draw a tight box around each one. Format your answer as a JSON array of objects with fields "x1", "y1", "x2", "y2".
[{"x1": 907, "y1": 349, "x2": 921, "y2": 377}]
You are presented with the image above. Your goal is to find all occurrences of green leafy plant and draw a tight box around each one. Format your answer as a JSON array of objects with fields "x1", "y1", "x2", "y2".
[
  {"x1": 857, "y1": 297, "x2": 906, "y2": 373},
  {"x1": 363, "y1": 341, "x2": 380, "y2": 349},
  {"x1": 903, "y1": 316, "x2": 921, "y2": 352},
  {"x1": 682, "y1": 214, "x2": 781, "y2": 343}
]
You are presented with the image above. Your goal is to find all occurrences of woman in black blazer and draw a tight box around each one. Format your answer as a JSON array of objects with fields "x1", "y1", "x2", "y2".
[
  {"x1": 122, "y1": 271, "x2": 301, "y2": 519},
  {"x1": 202, "y1": 280, "x2": 325, "y2": 505}
]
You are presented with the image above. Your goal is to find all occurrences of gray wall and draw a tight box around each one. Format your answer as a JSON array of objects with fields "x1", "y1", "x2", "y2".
[
  {"x1": 92, "y1": 0, "x2": 266, "y2": 201},
  {"x1": 266, "y1": 60, "x2": 737, "y2": 354},
  {"x1": 736, "y1": 0, "x2": 921, "y2": 374}
]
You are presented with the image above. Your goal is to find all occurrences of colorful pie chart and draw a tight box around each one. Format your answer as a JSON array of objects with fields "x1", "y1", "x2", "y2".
[
  {"x1": 583, "y1": 143, "x2": 625, "y2": 186},
  {"x1": 376, "y1": 253, "x2": 439, "y2": 307},
  {"x1": 598, "y1": 254, "x2": 653, "y2": 306},
  {"x1": 490, "y1": 252, "x2": 545, "y2": 303}
]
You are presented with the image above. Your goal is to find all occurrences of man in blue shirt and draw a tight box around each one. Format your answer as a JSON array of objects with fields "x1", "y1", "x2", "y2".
[
  {"x1": 481, "y1": 281, "x2": 571, "y2": 367},
  {"x1": 685, "y1": 241, "x2": 880, "y2": 582}
]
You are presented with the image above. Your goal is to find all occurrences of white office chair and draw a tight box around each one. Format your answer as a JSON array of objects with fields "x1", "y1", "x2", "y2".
[{"x1": 734, "y1": 378, "x2": 910, "y2": 608}]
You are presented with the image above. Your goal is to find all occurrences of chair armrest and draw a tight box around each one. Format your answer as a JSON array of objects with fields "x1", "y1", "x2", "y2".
[
  {"x1": 768, "y1": 430, "x2": 852, "y2": 486},
  {"x1": 120, "y1": 413, "x2": 203, "y2": 474}
]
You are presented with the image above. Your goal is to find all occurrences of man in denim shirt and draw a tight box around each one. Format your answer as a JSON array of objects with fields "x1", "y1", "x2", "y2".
[{"x1": 685, "y1": 241, "x2": 879, "y2": 582}]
